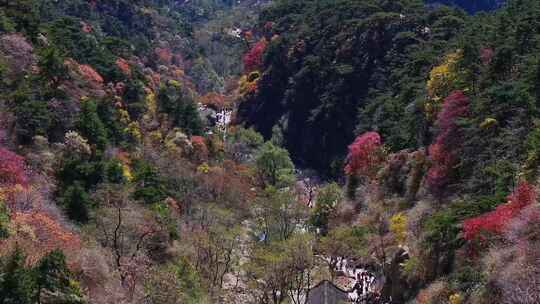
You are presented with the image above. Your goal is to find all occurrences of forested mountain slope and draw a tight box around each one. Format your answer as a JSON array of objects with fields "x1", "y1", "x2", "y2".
[
  {"x1": 237, "y1": 0, "x2": 468, "y2": 174},
  {"x1": 236, "y1": 0, "x2": 540, "y2": 301},
  {"x1": 0, "y1": 1, "x2": 264, "y2": 303},
  {"x1": 0, "y1": 1, "x2": 539, "y2": 304}
]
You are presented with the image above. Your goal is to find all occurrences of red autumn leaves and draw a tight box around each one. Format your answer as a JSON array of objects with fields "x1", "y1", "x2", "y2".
[
  {"x1": 0, "y1": 147, "x2": 28, "y2": 188},
  {"x1": 344, "y1": 131, "x2": 385, "y2": 179},
  {"x1": 426, "y1": 90, "x2": 469, "y2": 197},
  {"x1": 344, "y1": 91, "x2": 469, "y2": 189},
  {"x1": 463, "y1": 181, "x2": 536, "y2": 241},
  {"x1": 243, "y1": 38, "x2": 268, "y2": 73}
]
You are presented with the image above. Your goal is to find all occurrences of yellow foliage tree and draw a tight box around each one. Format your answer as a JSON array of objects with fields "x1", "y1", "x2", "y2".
[
  {"x1": 427, "y1": 50, "x2": 462, "y2": 99},
  {"x1": 125, "y1": 122, "x2": 142, "y2": 142},
  {"x1": 425, "y1": 50, "x2": 467, "y2": 117},
  {"x1": 118, "y1": 109, "x2": 131, "y2": 124},
  {"x1": 145, "y1": 91, "x2": 157, "y2": 116},
  {"x1": 122, "y1": 163, "x2": 133, "y2": 182},
  {"x1": 197, "y1": 162, "x2": 210, "y2": 174},
  {"x1": 389, "y1": 212, "x2": 408, "y2": 244},
  {"x1": 449, "y1": 293, "x2": 462, "y2": 304}
]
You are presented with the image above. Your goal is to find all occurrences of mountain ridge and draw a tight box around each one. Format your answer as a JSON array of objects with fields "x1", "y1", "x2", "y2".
[{"x1": 426, "y1": 0, "x2": 505, "y2": 13}]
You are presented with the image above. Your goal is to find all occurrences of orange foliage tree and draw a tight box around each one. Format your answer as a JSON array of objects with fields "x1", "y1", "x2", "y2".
[
  {"x1": 78, "y1": 63, "x2": 104, "y2": 84},
  {"x1": 191, "y1": 136, "x2": 209, "y2": 163},
  {"x1": 200, "y1": 92, "x2": 228, "y2": 110},
  {"x1": 3, "y1": 211, "x2": 81, "y2": 265}
]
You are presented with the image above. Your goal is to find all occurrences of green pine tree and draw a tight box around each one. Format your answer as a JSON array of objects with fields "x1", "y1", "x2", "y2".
[
  {"x1": 157, "y1": 81, "x2": 204, "y2": 136},
  {"x1": 61, "y1": 183, "x2": 92, "y2": 223},
  {"x1": 0, "y1": 248, "x2": 36, "y2": 304},
  {"x1": 12, "y1": 85, "x2": 52, "y2": 144},
  {"x1": 38, "y1": 46, "x2": 68, "y2": 90},
  {"x1": 77, "y1": 99, "x2": 108, "y2": 152}
]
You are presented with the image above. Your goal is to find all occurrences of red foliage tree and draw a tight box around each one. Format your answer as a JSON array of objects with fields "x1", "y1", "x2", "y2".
[
  {"x1": 463, "y1": 180, "x2": 536, "y2": 241},
  {"x1": 506, "y1": 180, "x2": 536, "y2": 208},
  {"x1": 344, "y1": 131, "x2": 385, "y2": 179},
  {"x1": 243, "y1": 38, "x2": 268, "y2": 73},
  {"x1": 116, "y1": 57, "x2": 131, "y2": 76},
  {"x1": 435, "y1": 90, "x2": 469, "y2": 145},
  {"x1": 425, "y1": 143, "x2": 452, "y2": 195},
  {"x1": 0, "y1": 147, "x2": 28, "y2": 188},
  {"x1": 426, "y1": 90, "x2": 469, "y2": 197}
]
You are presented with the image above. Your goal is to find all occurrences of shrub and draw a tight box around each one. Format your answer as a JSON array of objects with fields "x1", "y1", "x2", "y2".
[{"x1": 482, "y1": 206, "x2": 540, "y2": 303}]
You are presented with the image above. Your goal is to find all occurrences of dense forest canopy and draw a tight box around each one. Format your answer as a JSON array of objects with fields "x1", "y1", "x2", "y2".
[
  {"x1": 238, "y1": 0, "x2": 467, "y2": 174},
  {"x1": 0, "y1": 0, "x2": 539, "y2": 304}
]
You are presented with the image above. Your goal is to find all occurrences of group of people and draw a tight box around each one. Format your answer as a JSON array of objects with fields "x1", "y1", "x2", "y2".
[{"x1": 344, "y1": 267, "x2": 392, "y2": 304}]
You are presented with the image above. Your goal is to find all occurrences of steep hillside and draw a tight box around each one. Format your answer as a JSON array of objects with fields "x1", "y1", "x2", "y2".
[
  {"x1": 0, "y1": 1, "x2": 261, "y2": 303},
  {"x1": 237, "y1": 0, "x2": 468, "y2": 174}
]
